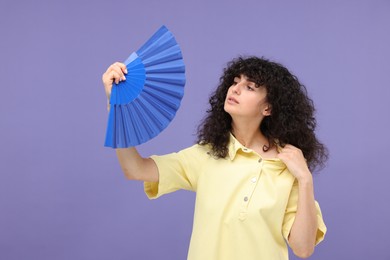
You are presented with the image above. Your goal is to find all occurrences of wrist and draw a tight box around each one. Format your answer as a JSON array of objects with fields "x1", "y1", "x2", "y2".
[{"x1": 296, "y1": 171, "x2": 313, "y2": 184}]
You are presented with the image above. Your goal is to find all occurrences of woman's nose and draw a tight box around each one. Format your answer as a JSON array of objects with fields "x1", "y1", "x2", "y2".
[{"x1": 231, "y1": 83, "x2": 240, "y2": 94}]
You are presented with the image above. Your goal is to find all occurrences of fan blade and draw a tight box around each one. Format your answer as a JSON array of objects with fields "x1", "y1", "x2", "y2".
[
  {"x1": 144, "y1": 80, "x2": 184, "y2": 99},
  {"x1": 140, "y1": 91, "x2": 176, "y2": 120},
  {"x1": 142, "y1": 45, "x2": 183, "y2": 67},
  {"x1": 146, "y1": 73, "x2": 185, "y2": 85},
  {"x1": 145, "y1": 59, "x2": 185, "y2": 73}
]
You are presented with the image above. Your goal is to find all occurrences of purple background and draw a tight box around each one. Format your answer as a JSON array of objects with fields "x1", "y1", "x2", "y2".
[{"x1": 1, "y1": 0, "x2": 389, "y2": 259}]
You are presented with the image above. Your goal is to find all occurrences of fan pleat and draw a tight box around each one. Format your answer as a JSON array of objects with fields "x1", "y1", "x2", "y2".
[
  {"x1": 139, "y1": 91, "x2": 176, "y2": 120},
  {"x1": 146, "y1": 73, "x2": 185, "y2": 85},
  {"x1": 143, "y1": 83, "x2": 183, "y2": 108},
  {"x1": 137, "y1": 95, "x2": 170, "y2": 131},
  {"x1": 124, "y1": 103, "x2": 145, "y2": 145},
  {"x1": 116, "y1": 106, "x2": 127, "y2": 147},
  {"x1": 117, "y1": 83, "x2": 132, "y2": 104},
  {"x1": 115, "y1": 106, "x2": 126, "y2": 147},
  {"x1": 124, "y1": 52, "x2": 139, "y2": 65},
  {"x1": 127, "y1": 69, "x2": 146, "y2": 76},
  {"x1": 137, "y1": 32, "x2": 176, "y2": 59},
  {"x1": 142, "y1": 45, "x2": 182, "y2": 67},
  {"x1": 144, "y1": 89, "x2": 180, "y2": 111},
  {"x1": 126, "y1": 57, "x2": 142, "y2": 69},
  {"x1": 134, "y1": 98, "x2": 166, "y2": 137},
  {"x1": 132, "y1": 100, "x2": 158, "y2": 142},
  {"x1": 136, "y1": 26, "x2": 170, "y2": 55},
  {"x1": 144, "y1": 80, "x2": 184, "y2": 99},
  {"x1": 117, "y1": 75, "x2": 145, "y2": 104},
  {"x1": 145, "y1": 59, "x2": 185, "y2": 73},
  {"x1": 123, "y1": 105, "x2": 138, "y2": 147}
]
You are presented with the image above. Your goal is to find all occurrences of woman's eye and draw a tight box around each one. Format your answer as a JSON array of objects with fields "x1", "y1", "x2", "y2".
[{"x1": 247, "y1": 86, "x2": 254, "y2": 91}]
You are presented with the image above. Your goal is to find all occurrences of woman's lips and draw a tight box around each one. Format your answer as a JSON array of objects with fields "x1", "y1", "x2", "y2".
[{"x1": 227, "y1": 96, "x2": 239, "y2": 104}]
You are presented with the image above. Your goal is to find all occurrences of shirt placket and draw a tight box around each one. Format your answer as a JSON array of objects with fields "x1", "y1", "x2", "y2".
[{"x1": 239, "y1": 151, "x2": 263, "y2": 221}]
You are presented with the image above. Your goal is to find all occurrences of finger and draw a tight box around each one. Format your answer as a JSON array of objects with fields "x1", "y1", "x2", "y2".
[
  {"x1": 285, "y1": 144, "x2": 302, "y2": 152},
  {"x1": 109, "y1": 62, "x2": 127, "y2": 78},
  {"x1": 104, "y1": 70, "x2": 122, "y2": 85},
  {"x1": 281, "y1": 146, "x2": 300, "y2": 156},
  {"x1": 108, "y1": 64, "x2": 126, "y2": 81},
  {"x1": 114, "y1": 62, "x2": 128, "y2": 75},
  {"x1": 282, "y1": 144, "x2": 295, "y2": 151},
  {"x1": 111, "y1": 71, "x2": 122, "y2": 84}
]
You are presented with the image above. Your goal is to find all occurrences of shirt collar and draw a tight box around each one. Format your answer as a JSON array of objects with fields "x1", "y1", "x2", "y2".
[
  {"x1": 228, "y1": 133, "x2": 244, "y2": 161},
  {"x1": 227, "y1": 133, "x2": 286, "y2": 173}
]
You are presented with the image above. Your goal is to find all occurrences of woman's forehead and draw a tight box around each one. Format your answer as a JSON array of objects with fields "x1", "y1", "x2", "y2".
[
  {"x1": 234, "y1": 74, "x2": 261, "y2": 87},
  {"x1": 235, "y1": 74, "x2": 254, "y2": 82}
]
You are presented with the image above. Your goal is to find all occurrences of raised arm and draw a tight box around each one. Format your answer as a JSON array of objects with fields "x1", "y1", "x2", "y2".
[{"x1": 102, "y1": 62, "x2": 159, "y2": 183}]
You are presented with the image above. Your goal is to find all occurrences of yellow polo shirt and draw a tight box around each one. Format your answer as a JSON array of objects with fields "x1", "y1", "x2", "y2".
[{"x1": 144, "y1": 135, "x2": 326, "y2": 260}]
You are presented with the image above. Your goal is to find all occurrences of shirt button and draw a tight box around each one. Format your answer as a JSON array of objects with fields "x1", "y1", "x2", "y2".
[
  {"x1": 258, "y1": 158, "x2": 262, "y2": 163},
  {"x1": 251, "y1": 177, "x2": 257, "y2": 183},
  {"x1": 244, "y1": 196, "x2": 248, "y2": 202}
]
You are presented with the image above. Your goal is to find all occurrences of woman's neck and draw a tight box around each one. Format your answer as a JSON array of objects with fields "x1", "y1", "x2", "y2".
[
  {"x1": 231, "y1": 124, "x2": 278, "y2": 158},
  {"x1": 231, "y1": 121, "x2": 267, "y2": 149}
]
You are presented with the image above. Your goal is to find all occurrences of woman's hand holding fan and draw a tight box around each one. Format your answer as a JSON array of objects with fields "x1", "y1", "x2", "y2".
[{"x1": 102, "y1": 62, "x2": 128, "y2": 109}]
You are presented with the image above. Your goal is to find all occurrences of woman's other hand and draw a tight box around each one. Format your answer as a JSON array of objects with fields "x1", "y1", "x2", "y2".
[{"x1": 277, "y1": 145, "x2": 311, "y2": 181}]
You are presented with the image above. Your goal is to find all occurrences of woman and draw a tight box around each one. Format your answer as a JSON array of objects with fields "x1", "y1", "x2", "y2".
[{"x1": 102, "y1": 56, "x2": 328, "y2": 260}]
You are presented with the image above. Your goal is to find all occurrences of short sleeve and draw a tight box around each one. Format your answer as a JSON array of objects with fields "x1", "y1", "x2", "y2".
[
  {"x1": 144, "y1": 144, "x2": 205, "y2": 199},
  {"x1": 282, "y1": 180, "x2": 327, "y2": 246}
]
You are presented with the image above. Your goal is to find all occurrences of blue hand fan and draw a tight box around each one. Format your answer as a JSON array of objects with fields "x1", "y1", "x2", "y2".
[{"x1": 105, "y1": 26, "x2": 186, "y2": 148}]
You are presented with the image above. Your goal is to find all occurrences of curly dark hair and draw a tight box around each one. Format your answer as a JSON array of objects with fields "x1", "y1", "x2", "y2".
[{"x1": 197, "y1": 56, "x2": 328, "y2": 171}]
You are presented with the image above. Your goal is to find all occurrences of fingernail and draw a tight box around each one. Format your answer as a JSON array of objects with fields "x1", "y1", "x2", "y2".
[
  {"x1": 124, "y1": 69, "x2": 128, "y2": 74},
  {"x1": 122, "y1": 76, "x2": 126, "y2": 81}
]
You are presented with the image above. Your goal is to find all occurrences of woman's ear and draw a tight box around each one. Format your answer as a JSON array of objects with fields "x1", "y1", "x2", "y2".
[{"x1": 263, "y1": 104, "x2": 272, "y2": 116}]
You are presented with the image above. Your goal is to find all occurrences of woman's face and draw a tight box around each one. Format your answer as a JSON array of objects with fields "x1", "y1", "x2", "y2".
[{"x1": 224, "y1": 75, "x2": 271, "y2": 120}]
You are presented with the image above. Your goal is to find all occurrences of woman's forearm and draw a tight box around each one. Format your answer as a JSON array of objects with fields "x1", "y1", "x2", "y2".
[
  {"x1": 288, "y1": 175, "x2": 318, "y2": 258},
  {"x1": 116, "y1": 147, "x2": 159, "y2": 182}
]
